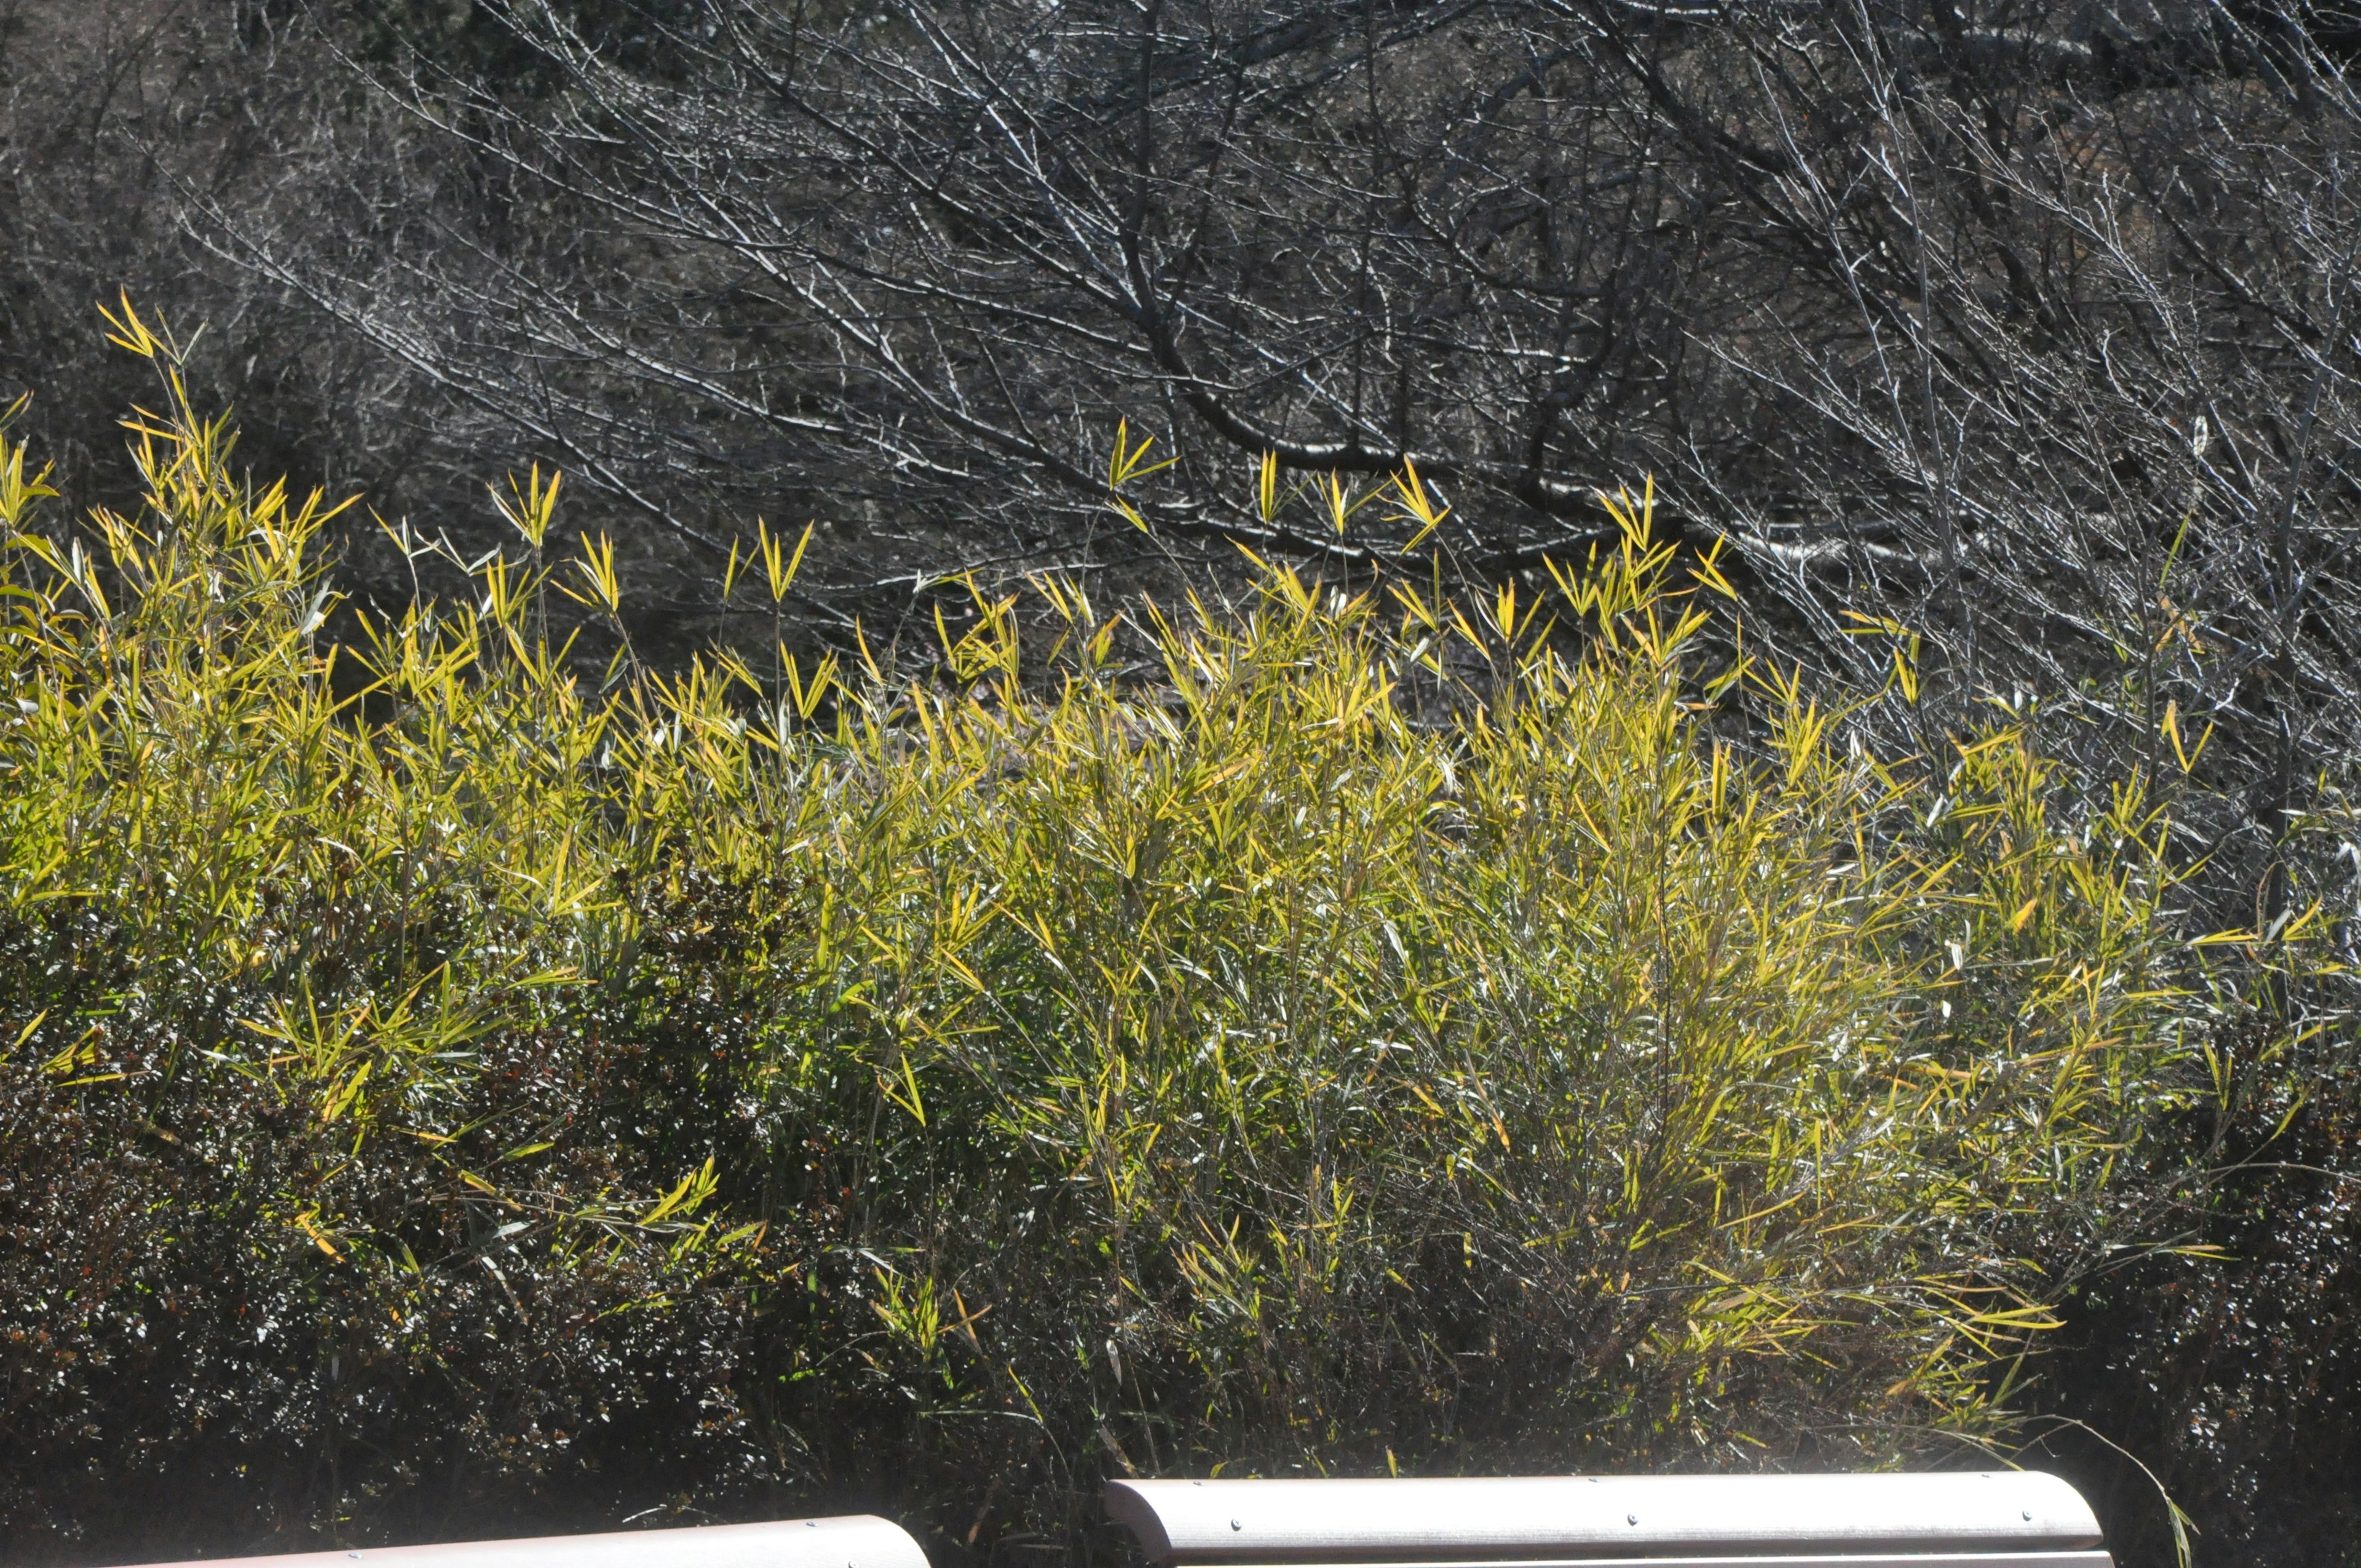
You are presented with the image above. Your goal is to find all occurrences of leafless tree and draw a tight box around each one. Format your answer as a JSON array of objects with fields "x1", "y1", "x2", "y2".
[{"x1": 208, "y1": 0, "x2": 2361, "y2": 857}]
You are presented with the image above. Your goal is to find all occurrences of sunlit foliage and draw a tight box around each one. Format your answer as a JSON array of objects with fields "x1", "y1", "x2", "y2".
[{"x1": 0, "y1": 318, "x2": 2212, "y2": 1554}]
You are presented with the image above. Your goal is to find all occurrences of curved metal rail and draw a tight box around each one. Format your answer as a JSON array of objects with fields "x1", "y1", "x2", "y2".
[
  {"x1": 103, "y1": 1515, "x2": 927, "y2": 1568},
  {"x1": 1104, "y1": 1473, "x2": 2110, "y2": 1568}
]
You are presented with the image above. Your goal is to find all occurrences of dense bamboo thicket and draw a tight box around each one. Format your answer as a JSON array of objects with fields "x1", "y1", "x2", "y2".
[{"x1": 0, "y1": 320, "x2": 2280, "y2": 1560}]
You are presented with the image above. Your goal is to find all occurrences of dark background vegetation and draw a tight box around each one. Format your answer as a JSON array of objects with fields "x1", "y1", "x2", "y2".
[{"x1": 6, "y1": 0, "x2": 2361, "y2": 1563}]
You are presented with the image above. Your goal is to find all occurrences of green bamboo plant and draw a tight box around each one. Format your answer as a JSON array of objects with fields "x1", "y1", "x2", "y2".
[{"x1": 0, "y1": 314, "x2": 2218, "y2": 1552}]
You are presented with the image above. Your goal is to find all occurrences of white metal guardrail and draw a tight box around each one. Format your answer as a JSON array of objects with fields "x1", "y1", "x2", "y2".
[
  {"x1": 105, "y1": 1516, "x2": 928, "y2": 1568},
  {"x1": 91, "y1": 1470, "x2": 2113, "y2": 1568},
  {"x1": 1103, "y1": 1474, "x2": 2111, "y2": 1568}
]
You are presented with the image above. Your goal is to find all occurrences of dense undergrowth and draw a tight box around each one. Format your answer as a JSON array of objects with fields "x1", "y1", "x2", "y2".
[{"x1": 0, "y1": 320, "x2": 2300, "y2": 1562}]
